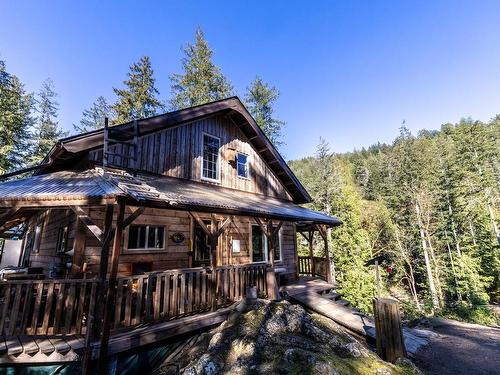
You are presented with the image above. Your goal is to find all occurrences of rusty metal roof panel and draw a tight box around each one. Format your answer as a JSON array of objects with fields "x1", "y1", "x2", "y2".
[
  {"x1": 104, "y1": 170, "x2": 340, "y2": 226},
  {"x1": 0, "y1": 169, "x2": 123, "y2": 203}
]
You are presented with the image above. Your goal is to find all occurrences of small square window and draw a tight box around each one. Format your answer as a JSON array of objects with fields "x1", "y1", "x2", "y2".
[
  {"x1": 128, "y1": 225, "x2": 165, "y2": 250},
  {"x1": 237, "y1": 153, "x2": 249, "y2": 179}
]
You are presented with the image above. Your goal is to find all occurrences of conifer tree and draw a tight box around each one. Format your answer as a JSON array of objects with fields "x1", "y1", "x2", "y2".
[
  {"x1": 113, "y1": 56, "x2": 163, "y2": 123},
  {"x1": 169, "y1": 28, "x2": 233, "y2": 110},
  {"x1": 0, "y1": 60, "x2": 33, "y2": 173},
  {"x1": 74, "y1": 96, "x2": 111, "y2": 133},
  {"x1": 29, "y1": 79, "x2": 66, "y2": 164},
  {"x1": 245, "y1": 76, "x2": 285, "y2": 148}
]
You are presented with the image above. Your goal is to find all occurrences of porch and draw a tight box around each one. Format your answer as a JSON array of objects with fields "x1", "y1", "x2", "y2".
[{"x1": 0, "y1": 167, "x2": 340, "y2": 371}]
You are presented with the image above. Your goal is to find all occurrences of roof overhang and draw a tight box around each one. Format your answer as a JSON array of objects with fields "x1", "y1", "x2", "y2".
[
  {"x1": 38, "y1": 97, "x2": 312, "y2": 204},
  {"x1": 0, "y1": 169, "x2": 341, "y2": 227}
]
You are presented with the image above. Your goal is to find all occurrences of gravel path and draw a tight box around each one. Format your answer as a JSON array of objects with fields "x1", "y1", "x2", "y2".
[{"x1": 412, "y1": 318, "x2": 500, "y2": 375}]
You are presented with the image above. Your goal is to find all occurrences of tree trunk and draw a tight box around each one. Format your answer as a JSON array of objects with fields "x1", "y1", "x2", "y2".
[
  {"x1": 415, "y1": 200, "x2": 439, "y2": 310},
  {"x1": 394, "y1": 225, "x2": 421, "y2": 311}
]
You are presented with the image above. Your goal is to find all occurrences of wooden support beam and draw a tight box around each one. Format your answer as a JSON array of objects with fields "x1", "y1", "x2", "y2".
[
  {"x1": 217, "y1": 216, "x2": 233, "y2": 237},
  {"x1": 189, "y1": 212, "x2": 211, "y2": 236},
  {"x1": 316, "y1": 224, "x2": 332, "y2": 283},
  {"x1": 98, "y1": 202, "x2": 125, "y2": 374},
  {"x1": 82, "y1": 204, "x2": 114, "y2": 375},
  {"x1": 123, "y1": 206, "x2": 145, "y2": 228},
  {"x1": 70, "y1": 206, "x2": 104, "y2": 244}
]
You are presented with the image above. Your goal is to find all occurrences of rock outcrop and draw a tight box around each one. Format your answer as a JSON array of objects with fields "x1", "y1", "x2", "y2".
[{"x1": 157, "y1": 299, "x2": 421, "y2": 375}]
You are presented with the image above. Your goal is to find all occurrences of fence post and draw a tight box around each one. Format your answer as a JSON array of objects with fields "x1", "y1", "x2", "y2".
[{"x1": 373, "y1": 298, "x2": 407, "y2": 363}]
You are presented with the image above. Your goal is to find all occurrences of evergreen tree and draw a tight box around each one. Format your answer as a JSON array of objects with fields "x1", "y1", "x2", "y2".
[
  {"x1": 74, "y1": 96, "x2": 111, "y2": 133},
  {"x1": 0, "y1": 60, "x2": 33, "y2": 173},
  {"x1": 245, "y1": 76, "x2": 285, "y2": 147},
  {"x1": 30, "y1": 79, "x2": 66, "y2": 164},
  {"x1": 169, "y1": 28, "x2": 233, "y2": 110},
  {"x1": 113, "y1": 56, "x2": 163, "y2": 123}
]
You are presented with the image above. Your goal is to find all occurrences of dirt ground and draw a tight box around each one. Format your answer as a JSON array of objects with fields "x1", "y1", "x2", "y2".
[{"x1": 412, "y1": 318, "x2": 500, "y2": 375}]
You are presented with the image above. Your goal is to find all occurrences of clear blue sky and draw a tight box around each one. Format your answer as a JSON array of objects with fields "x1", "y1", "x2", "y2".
[{"x1": 2, "y1": 1, "x2": 500, "y2": 160}]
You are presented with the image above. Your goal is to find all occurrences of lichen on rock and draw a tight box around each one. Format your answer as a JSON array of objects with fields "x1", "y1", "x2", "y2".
[{"x1": 160, "y1": 299, "x2": 421, "y2": 375}]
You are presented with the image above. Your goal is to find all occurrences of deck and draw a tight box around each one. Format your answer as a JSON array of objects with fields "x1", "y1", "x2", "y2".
[
  {"x1": 0, "y1": 306, "x2": 233, "y2": 364},
  {"x1": 0, "y1": 263, "x2": 268, "y2": 365}
]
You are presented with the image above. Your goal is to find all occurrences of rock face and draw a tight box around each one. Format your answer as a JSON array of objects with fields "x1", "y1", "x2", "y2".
[{"x1": 159, "y1": 299, "x2": 421, "y2": 375}]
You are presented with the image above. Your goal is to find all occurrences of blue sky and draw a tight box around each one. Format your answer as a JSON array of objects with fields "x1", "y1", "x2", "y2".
[{"x1": 2, "y1": 1, "x2": 500, "y2": 160}]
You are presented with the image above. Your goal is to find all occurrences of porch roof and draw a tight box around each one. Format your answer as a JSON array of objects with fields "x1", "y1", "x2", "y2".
[{"x1": 0, "y1": 168, "x2": 341, "y2": 226}]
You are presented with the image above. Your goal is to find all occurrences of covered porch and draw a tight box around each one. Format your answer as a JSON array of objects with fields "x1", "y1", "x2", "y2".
[{"x1": 0, "y1": 167, "x2": 340, "y2": 369}]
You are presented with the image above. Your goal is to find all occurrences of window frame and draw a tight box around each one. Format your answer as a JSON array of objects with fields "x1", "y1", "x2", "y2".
[
  {"x1": 250, "y1": 224, "x2": 282, "y2": 263},
  {"x1": 236, "y1": 152, "x2": 250, "y2": 180},
  {"x1": 201, "y1": 132, "x2": 221, "y2": 183},
  {"x1": 124, "y1": 224, "x2": 167, "y2": 253}
]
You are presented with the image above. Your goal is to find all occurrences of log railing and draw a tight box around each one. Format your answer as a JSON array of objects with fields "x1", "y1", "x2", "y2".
[
  {"x1": 298, "y1": 256, "x2": 331, "y2": 281},
  {"x1": 0, "y1": 278, "x2": 99, "y2": 336},
  {"x1": 0, "y1": 263, "x2": 268, "y2": 336}
]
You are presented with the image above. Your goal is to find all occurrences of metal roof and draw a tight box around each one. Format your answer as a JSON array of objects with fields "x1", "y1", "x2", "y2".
[
  {"x1": 0, "y1": 168, "x2": 340, "y2": 226},
  {"x1": 0, "y1": 169, "x2": 123, "y2": 205}
]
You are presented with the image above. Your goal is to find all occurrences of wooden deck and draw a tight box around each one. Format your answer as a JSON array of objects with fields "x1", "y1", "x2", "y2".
[
  {"x1": 0, "y1": 305, "x2": 233, "y2": 364},
  {"x1": 0, "y1": 263, "x2": 269, "y2": 365}
]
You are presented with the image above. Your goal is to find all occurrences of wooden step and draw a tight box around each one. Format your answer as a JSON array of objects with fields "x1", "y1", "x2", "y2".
[{"x1": 322, "y1": 292, "x2": 341, "y2": 301}]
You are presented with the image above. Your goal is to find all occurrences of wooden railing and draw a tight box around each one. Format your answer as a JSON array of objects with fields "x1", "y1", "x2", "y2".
[
  {"x1": 0, "y1": 263, "x2": 269, "y2": 336},
  {"x1": 110, "y1": 263, "x2": 268, "y2": 331},
  {"x1": 0, "y1": 278, "x2": 99, "y2": 336},
  {"x1": 298, "y1": 256, "x2": 331, "y2": 281}
]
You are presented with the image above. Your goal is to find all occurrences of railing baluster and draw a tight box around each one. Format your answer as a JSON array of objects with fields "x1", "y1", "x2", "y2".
[
  {"x1": 64, "y1": 283, "x2": 76, "y2": 334},
  {"x1": 124, "y1": 279, "x2": 133, "y2": 327},
  {"x1": 8, "y1": 284, "x2": 22, "y2": 335},
  {"x1": 134, "y1": 277, "x2": 145, "y2": 325},
  {"x1": 75, "y1": 282, "x2": 86, "y2": 334},
  {"x1": 153, "y1": 275, "x2": 162, "y2": 320},
  {"x1": 0, "y1": 284, "x2": 12, "y2": 334},
  {"x1": 41, "y1": 283, "x2": 55, "y2": 335},
  {"x1": 53, "y1": 283, "x2": 66, "y2": 334},
  {"x1": 114, "y1": 280, "x2": 124, "y2": 328},
  {"x1": 31, "y1": 282, "x2": 45, "y2": 335}
]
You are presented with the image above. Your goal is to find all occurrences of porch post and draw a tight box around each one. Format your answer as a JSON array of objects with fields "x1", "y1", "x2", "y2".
[
  {"x1": 98, "y1": 202, "x2": 125, "y2": 374},
  {"x1": 319, "y1": 224, "x2": 333, "y2": 284},
  {"x1": 210, "y1": 216, "x2": 218, "y2": 312},
  {"x1": 82, "y1": 204, "x2": 114, "y2": 375},
  {"x1": 308, "y1": 230, "x2": 315, "y2": 277}
]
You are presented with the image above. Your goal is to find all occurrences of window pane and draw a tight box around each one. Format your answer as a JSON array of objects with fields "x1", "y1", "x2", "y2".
[
  {"x1": 273, "y1": 232, "x2": 280, "y2": 261},
  {"x1": 156, "y1": 227, "x2": 164, "y2": 248},
  {"x1": 147, "y1": 226, "x2": 156, "y2": 248},
  {"x1": 202, "y1": 134, "x2": 219, "y2": 179},
  {"x1": 128, "y1": 226, "x2": 139, "y2": 249},
  {"x1": 252, "y1": 226, "x2": 265, "y2": 262},
  {"x1": 237, "y1": 153, "x2": 248, "y2": 178},
  {"x1": 138, "y1": 226, "x2": 146, "y2": 248}
]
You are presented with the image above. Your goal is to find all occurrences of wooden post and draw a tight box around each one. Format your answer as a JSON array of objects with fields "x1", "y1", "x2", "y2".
[
  {"x1": 308, "y1": 230, "x2": 315, "y2": 277},
  {"x1": 266, "y1": 266, "x2": 279, "y2": 300},
  {"x1": 82, "y1": 204, "x2": 114, "y2": 375},
  {"x1": 98, "y1": 202, "x2": 125, "y2": 374},
  {"x1": 373, "y1": 298, "x2": 407, "y2": 363},
  {"x1": 267, "y1": 220, "x2": 275, "y2": 268},
  {"x1": 317, "y1": 224, "x2": 333, "y2": 284}
]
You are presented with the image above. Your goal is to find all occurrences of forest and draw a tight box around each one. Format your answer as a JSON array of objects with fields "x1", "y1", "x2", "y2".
[
  {"x1": 1, "y1": 27, "x2": 498, "y2": 326},
  {"x1": 290, "y1": 119, "x2": 500, "y2": 325}
]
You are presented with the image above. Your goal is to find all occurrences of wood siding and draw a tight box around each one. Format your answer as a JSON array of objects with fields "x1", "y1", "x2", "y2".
[
  {"x1": 26, "y1": 206, "x2": 297, "y2": 278},
  {"x1": 89, "y1": 115, "x2": 292, "y2": 200},
  {"x1": 28, "y1": 209, "x2": 76, "y2": 276}
]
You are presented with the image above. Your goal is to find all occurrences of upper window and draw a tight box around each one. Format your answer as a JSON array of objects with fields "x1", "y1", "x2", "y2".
[
  {"x1": 236, "y1": 153, "x2": 249, "y2": 179},
  {"x1": 128, "y1": 225, "x2": 165, "y2": 250},
  {"x1": 202, "y1": 134, "x2": 220, "y2": 181}
]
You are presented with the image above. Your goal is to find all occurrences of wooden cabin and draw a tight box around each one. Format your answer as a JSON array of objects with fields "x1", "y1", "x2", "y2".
[{"x1": 0, "y1": 97, "x2": 340, "y2": 367}]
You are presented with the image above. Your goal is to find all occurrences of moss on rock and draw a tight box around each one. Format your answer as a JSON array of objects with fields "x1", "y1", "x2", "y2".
[{"x1": 159, "y1": 300, "x2": 421, "y2": 375}]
